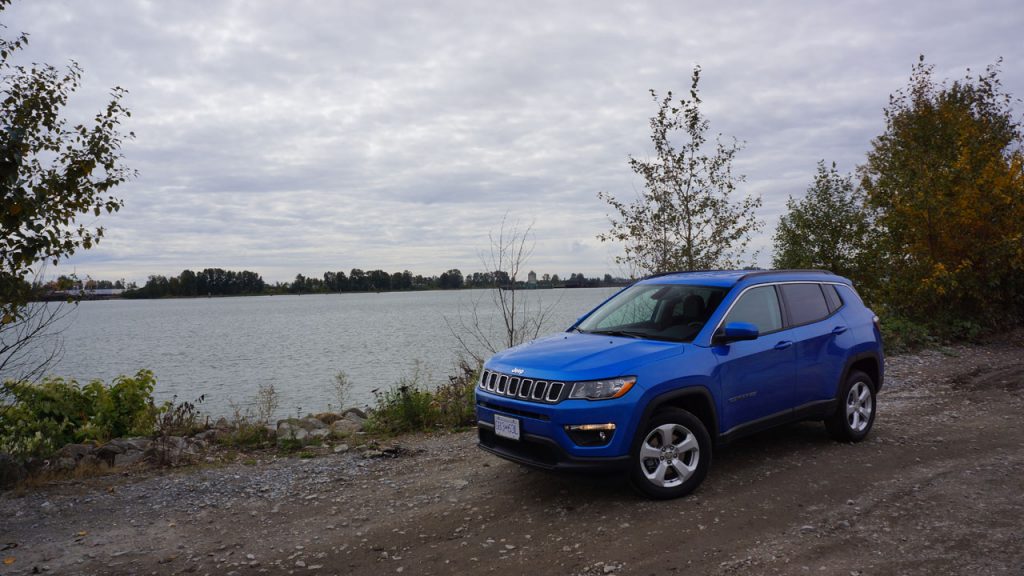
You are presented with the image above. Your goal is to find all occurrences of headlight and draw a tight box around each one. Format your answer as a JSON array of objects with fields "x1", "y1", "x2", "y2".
[{"x1": 568, "y1": 377, "x2": 636, "y2": 400}]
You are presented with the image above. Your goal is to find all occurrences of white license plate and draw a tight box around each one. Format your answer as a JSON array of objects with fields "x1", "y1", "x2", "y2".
[{"x1": 494, "y1": 414, "x2": 520, "y2": 441}]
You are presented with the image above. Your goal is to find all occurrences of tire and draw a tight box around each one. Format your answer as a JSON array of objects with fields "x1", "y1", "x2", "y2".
[
  {"x1": 825, "y1": 370, "x2": 876, "y2": 442},
  {"x1": 628, "y1": 408, "x2": 711, "y2": 499}
]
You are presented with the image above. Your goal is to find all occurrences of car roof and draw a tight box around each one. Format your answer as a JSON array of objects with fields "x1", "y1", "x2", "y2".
[{"x1": 635, "y1": 269, "x2": 850, "y2": 288}]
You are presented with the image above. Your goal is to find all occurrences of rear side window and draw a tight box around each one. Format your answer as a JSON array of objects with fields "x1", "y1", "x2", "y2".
[
  {"x1": 724, "y1": 286, "x2": 783, "y2": 333},
  {"x1": 822, "y1": 284, "x2": 843, "y2": 313},
  {"x1": 780, "y1": 283, "x2": 830, "y2": 325}
]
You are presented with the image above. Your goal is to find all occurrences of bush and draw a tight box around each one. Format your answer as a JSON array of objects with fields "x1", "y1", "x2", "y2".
[
  {"x1": 0, "y1": 370, "x2": 157, "y2": 460},
  {"x1": 880, "y1": 314, "x2": 984, "y2": 353},
  {"x1": 364, "y1": 360, "x2": 479, "y2": 436}
]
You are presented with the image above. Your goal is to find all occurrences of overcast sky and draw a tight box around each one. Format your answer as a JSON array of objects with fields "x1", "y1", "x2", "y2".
[{"x1": 7, "y1": 1, "x2": 1023, "y2": 283}]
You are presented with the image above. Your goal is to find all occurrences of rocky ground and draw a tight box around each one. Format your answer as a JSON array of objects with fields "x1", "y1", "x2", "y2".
[{"x1": 2, "y1": 336, "x2": 1023, "y2": 576}]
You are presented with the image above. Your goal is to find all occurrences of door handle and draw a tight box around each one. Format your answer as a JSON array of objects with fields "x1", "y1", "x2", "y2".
[
  {"x1": 831, "y1": 326, "x2": 848, "y2": 335},
  {"x1": 774, "y1": 340, "x2": 793, "y2": 350}
]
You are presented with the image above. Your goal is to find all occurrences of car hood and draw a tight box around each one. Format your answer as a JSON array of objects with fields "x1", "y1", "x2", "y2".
[{"x1": 486, "y1": 331, "x2": 685, "y2": 381}]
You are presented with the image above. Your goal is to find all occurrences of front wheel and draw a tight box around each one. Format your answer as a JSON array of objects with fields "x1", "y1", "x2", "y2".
[
  {"x1": 628, "y1": 408, "x2": 711, "y2": 499},
  {"x1": 825, "y1": 370, "x2": 876, "y2": 442}
]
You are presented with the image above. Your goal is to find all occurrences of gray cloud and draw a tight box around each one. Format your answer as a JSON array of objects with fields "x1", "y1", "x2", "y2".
[{"x1": 7, "y1": 0, "x2": 1023, "y2": 282}]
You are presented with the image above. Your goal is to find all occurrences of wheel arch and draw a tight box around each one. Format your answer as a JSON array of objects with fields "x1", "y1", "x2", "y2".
[
  {"x1": 635, "y1": 386, "x2": 720, "y2": 446},
  {"x1": 842, "y1": 352, "x2": 882, "y2": 395}
]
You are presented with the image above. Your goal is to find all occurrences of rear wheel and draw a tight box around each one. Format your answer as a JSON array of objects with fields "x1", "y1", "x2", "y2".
[
  {"x1": 825, "y1": 370, "x2": 876, "y2": 442},
  {"x1": 628, "y1": 408, "x2": 711, "y2": 499}
]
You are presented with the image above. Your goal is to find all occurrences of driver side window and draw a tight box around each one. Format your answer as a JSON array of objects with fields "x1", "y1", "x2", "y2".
[{"x1": 724, "y1": 286, "x2": 783, "y2": 334}]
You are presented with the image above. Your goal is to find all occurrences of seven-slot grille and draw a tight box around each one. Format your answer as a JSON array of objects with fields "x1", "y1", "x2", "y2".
[{"x1": 478, "y1": 369, "x2": 567, "y2": 403}]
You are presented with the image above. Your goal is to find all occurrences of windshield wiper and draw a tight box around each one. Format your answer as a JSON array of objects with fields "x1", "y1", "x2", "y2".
[{"x1": 588, "y1": 329, "x2": 646, "y2": 339}]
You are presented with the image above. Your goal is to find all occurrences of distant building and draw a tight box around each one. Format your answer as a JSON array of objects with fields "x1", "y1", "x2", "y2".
[{"x1": 527, "y1": 271, "x2": 537, "y2": 286}]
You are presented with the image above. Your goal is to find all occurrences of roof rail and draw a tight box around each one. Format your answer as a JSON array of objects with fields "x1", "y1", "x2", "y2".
[
  {"x1": 641, "y1": 269, "x2": 734, "y2": 280},
  {"x1": 737, "y1": 269, "x2": 833, "y2": 281}
]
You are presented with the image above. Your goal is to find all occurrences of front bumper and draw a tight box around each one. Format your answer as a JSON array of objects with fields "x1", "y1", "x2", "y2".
[{"x1": 475, "y1": 390, "x2": 636, "y2": 472}]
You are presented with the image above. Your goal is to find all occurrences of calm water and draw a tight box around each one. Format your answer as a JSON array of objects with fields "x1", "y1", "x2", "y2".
[{"x1": 21, "y1": 288, "x2": 618, "y2": 418}]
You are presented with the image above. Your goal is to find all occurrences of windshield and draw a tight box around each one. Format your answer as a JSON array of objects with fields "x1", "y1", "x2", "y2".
[{"x1": 575, "y1": 283, "x2": 728, "y2": 342}]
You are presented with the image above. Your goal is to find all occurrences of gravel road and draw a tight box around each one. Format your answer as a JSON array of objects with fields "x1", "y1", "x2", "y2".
[{"x1": 3, "y1": 335, "x2": 1023, "y2": 576}]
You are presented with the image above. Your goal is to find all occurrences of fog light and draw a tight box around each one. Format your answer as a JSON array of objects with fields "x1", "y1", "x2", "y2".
[{"x1": 565, "y1": 423, "x2": 616, "y2": 446}]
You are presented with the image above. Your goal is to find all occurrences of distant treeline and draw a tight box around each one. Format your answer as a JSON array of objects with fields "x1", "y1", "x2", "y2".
[{"x1": 118, "y1": 268, "x2": 629, "y2": 298}]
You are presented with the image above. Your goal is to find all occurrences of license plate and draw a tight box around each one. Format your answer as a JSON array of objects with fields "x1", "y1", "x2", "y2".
[{"x1": 494, "y1": 414, "x2": 520, "y2": 441}]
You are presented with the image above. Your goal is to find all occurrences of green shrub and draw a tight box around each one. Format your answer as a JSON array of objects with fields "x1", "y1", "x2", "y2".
[
  {"x1": 364, "y1": 360, "x2": 479, "y2": 436},
  {"x1": 0, "y1": 370, "x2": 157, "y2": 461},
  {"x1": 881, "y1": 314, "x2": 984, "y2": 353}
]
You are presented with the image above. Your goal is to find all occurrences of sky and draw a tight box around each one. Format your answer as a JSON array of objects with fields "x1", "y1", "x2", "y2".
[{"x1": 6, "y1": 1, "x2": 1023, "y2": 284}]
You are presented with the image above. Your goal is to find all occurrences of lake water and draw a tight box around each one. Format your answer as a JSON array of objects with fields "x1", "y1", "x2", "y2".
[{"x1": 17, "y1": 288, "x2": 618, "y2": 418}]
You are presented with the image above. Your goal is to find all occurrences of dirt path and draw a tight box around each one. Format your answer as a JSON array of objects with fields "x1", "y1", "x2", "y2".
[{"x1": 3, "y1": 337, "x2": 1023, "y2": 576}]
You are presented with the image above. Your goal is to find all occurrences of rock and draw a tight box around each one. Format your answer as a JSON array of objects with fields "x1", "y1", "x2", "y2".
[
  {"x1": 800, "y1": 525, "x2": 816, "y2": 534},
  {"x1": 313, "y1": 412, "x2": 342, "y2": 425},
  {"x1": 144, "y1": 436, "x2": 202, "y2": 467},
  {"x1": 300, "y1": 416, "x2": 327, "y2": 430},
  {"x1": 451, "y1": 479, "x2": 469, "y2": 490},
  {"x1": 0, "y1": 453, "x2": 27, "y2": 490},
  {"x1": 330, "y1": 418, "x2": 362, "y2": 437},
  {"x1": 333, "y1": 444, "x2": 350, "y2": 454},
  {"x1": 96, "y1": 439, "x2": 149, "y2": 468},
  {"x1": 343, "y1": 407, "x2": 368, "y2": 420},
  {"x1": 195, "y1": 429, "x2": 219, "y2": 442},
  {"x1": 51, "y1": 443, "x2": 94, "y2": 471}
]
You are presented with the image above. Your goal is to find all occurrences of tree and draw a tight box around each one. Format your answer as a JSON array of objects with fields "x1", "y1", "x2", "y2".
[
  {"x1": 446, "y1": 216, "x2": 558, "y2": 363},
  {"x1": 598, "y1": 66, "x2": 762, "y2": 276},
  {"x1": 1, "y1": 3, "x2": 134, "y2": 325},
  {"x1": 772, "y1": 161, "x2": 876, "y2": 283},
  {"x1": 860, "y1": 57, "x2": 1024, "y2": 326},
  {"x1": 2, "y1": 2, "x2": 134, "y2": 387}
]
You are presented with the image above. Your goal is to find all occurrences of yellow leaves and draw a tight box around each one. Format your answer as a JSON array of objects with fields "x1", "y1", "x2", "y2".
[{"x1": 3, "y1": 556, "x2": 15, "y2": 565}]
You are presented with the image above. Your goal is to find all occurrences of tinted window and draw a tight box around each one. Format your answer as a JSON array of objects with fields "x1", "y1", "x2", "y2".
[
  {"x1": 822, "y1": 284, "x2": 843, "y2": 313},
  {"x1": 780, "y1": 283, "x2": 830, "y2": 325},
  {"x1": 724, "y1": 286, "x2": 783, "y2": 334}
]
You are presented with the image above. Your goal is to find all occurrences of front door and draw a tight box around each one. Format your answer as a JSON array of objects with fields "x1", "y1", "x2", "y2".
[{"x1": 713, "y1": 285, "x2": 797, "y2": 433}]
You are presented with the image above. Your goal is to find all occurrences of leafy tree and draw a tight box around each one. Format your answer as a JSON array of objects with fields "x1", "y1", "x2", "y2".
[
  {"x1": 772, "y1": 161, "x2": 876, "y2": 283},
  {"x1": 1, "y1": 2, "x2": 134, "y2": 324},
  {"x1": 598, "y1": 66, "x2": 762, "y2": 275},
  {"x1": 860, "y1": 57, "x2": 1024, "y2": 327}
]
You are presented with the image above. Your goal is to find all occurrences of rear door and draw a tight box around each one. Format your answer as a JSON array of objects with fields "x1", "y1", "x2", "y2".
[
  {"x1": 779, "y1": 283, "x2": 849, "y2": 406},
  {"x1": 713, "y1": 285, "x2": 797, "y2": 432}
]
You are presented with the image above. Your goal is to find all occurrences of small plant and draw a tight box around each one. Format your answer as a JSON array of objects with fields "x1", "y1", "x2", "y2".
[
  {"x1": 255, "y1": 383, "x2": 279, "y2": 425},
  {"x1": 332, "y1": 371, "x2": 352, "y2": 412},
  {"x1": 298, "y1": 450, "x2": 315, "y2": 459},
  {"x1": 219, "y1": 400, "x2": 273, "y2": 448},
  {"x1": 154, "y1": 395, "x2": 206, "y2": 438}
]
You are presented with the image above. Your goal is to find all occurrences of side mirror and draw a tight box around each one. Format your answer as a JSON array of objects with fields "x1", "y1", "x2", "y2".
[{"x1": 715, "y1": 321, "x2": 759, "y2": 344}]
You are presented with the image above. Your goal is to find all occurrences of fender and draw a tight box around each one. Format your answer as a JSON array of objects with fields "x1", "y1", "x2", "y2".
[
  {"x1": 838, "y1": 350, "x2": 884, "y2": 395},
  {"x1": 633, "y1": 385, "x2": 720, "y2": 446}
]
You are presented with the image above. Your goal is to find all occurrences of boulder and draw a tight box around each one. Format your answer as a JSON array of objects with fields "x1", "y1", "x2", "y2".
[
  {"x1": 343, "y1": 407, "x2": 368, "y2": 420},
  {"x1": 0, "y1": 453, "x2": 26, "y2": 490},
  {"x1": 330, "y1": 418, "x2": 362, "y2": 437},
  {"x1": 144, "y1": 436, "x2": 202, "y2": 467},
  {"x1": 276, "y1": 417, "x2": 335, "y2": 446},
  {"x1": 95, "y1": 438, "x2": 150, "y2": 468},
  {"x1": 51, "y1": 443, "x2": 94, "y2": 471},
  {"x1": 313, "y1": 412, "x2": 342, "y2": 425}
]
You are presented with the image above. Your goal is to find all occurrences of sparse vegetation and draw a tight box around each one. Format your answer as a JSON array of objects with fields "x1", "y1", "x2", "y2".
[{"x1": 363, "y1": 360, "x2": 479, "y2": 437}]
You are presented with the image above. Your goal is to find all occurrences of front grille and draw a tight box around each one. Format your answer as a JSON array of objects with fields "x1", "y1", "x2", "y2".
[{"x1": 479, "y1": 369, "x2": 568, "y2": 403}]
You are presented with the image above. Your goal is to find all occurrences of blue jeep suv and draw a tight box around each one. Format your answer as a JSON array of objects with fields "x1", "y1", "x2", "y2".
[{"x1": 476, "y1": 270, "x2": 884, "y2": 499}]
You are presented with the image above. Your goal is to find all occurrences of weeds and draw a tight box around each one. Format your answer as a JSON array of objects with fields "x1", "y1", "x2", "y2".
[
  {"x1": 364, "y1": 359, "x2": 479, "y2": 436},
  {"x1": 255, "y1": 383, "x2": 279, "y2": 425},
  {"x1": 333, "y1": 371, "x2": 352, "y2": 412}
]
